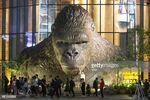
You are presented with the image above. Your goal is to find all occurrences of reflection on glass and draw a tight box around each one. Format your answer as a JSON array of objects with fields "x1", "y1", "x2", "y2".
[
  {"x1": 0, "y1": 35, "x2": 2, "y2": 60},
  {"x1": 38, "y1": 0, "x2": 56, "y2": 42},
  {"x1": 25, "y1": 32, "x2": 36, "y2": 47},
  {"x1": 0, "y1": 10, "x2": 2, "y2": 35},
  {"x1": 114, "y1": 0, "x2": 136, "y2": 33}
]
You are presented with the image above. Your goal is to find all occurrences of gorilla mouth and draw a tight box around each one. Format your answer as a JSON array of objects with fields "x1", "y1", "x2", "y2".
[
  {"x1": 67, "y1": 67, "x2": 79, "y2": 70},
  {"x1": 62, "y1": 57, "x2": 84, "y2": 67},
  {"x1": 60, "y1": 57, "x2": 85, "y2": 74}
]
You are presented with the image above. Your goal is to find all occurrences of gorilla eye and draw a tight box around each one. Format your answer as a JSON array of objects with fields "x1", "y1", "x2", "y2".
[
  {"x1": 76, "y1": 41, "x2": 88, "y2": 44},
  {"x1": 57, "y1": 41, "x2": 69, "y2": 45},
  {"x1": 82, "y1": 41, "x2": 88, "y2": 44}
]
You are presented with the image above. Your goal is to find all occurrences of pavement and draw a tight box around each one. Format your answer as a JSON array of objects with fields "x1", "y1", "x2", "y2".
[{"x1": 0, "y1": 94, "x2": 133, "y2": 100}]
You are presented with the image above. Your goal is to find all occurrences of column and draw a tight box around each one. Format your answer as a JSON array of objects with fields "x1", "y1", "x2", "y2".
[
  {"x1": 9, "y1": 0, "x2": 17, "y2": 60},
  {"x1": 140, "y1": 0, "x2": 144, "y2": 81},
  {"x1": 32, "y1": 0, "x2": 36, "y2": 46},
  {"x1": 104, "y1": 0, "x2": 113, "y2": 43},
  {"x1": 101, "y1": 0, "x2": 106, "y2": 38},
  {"x1": 2, "y1": 0, "x2": 6, "y2": 94},
  {"x1": 93, "y1": 0, "x2": 100, "y2": 32},
  {"x1": 80, "y1": 0, "x2": 86, "y2": 10}
]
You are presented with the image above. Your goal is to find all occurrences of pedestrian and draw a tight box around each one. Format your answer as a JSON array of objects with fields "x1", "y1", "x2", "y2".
[
  {"x1": 69, "y1": 78, "x2": 75, "y2": 97},
  {"x1": 99, "y1": 78, "x2": 105, "y2": 98},
  {"x1": 56, "y1": 76, "x2": 62, "y2": 96},
  {"x1": 86, "y1": 84, "x2": 91, "y2": 96},
  {"x1": 4, "y1": 75, "x2": 9, "y2": 94},
  {"x1": 80, "y1": 78, "x2": 85, "y2": 97},
  {"x1": 35, "y1": 74, "x2": 40, "y2": 96},
  {"x1": 53, "y1": 77, "x2": 60, "y2": 98},
  {"x1": 143, "y1": 79, "x2": 149, "y2": 97},
  {"x1": 64, "y1": 78, "x2": 70, "y2": 96},
  {"x1": 41, "y1": 75, "x2": 47, "y2": 96},
  {"x1": 49, "y1": 79, "x2": 55, "y2": 98},
  {"x1": 23, "y1": 78, "x2": 28, "y2": 95},
  {"x1": 93, "y1": 77, "x2": 98, "y2": 96}
]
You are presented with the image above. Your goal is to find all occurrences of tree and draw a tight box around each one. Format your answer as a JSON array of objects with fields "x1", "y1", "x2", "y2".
[
  {"x1": 127, "y1": 26, "x2": 150, "y2": 61},
  {"x1": 127, "y1": 26, "x2": 150, "y2": 80}
]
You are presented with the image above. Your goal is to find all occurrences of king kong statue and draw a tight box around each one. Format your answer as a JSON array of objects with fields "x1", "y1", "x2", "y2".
[{"x1": 18, "y1": 5, "x2": 122, "y2": 80}]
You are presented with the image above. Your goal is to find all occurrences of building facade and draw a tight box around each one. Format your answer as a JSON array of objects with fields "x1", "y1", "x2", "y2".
[{"x1": 0, "y1": 0, "x2": 150, "y2": 92}]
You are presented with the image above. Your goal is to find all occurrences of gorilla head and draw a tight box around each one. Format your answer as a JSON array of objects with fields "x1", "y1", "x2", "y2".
[{"x1": 51, "y1": 5, "x2": 95, "y2": 75}]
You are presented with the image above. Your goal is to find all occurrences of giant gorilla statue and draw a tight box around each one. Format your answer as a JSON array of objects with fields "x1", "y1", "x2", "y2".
[{"x1": 19, "y1": 5, "x2": 121, "y2": 80}]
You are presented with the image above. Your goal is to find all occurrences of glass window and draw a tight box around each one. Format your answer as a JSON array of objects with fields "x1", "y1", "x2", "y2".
[
  {"x1": 101, "y1": 0, "x2": 113, "y2": 4},
  {"x1": 0, "y1": 9, "x2": 2, "y2": 35},
  {"x1": 79, "y1": 0, "x2": 88, "y2": 10},
  {"x1": 28, "y1": 6, "x2": 32, "y2": 32},
  {"x1": 61, "y1": 0, "x2": 72, "y2": 4},
  {"x1": 0, "y1": 0, "x2": 149, "y2": 62},
  {"x1": 114, "y1": 5, "x2": 129, "y2": 32},
  {"x1": 38, "y1": 0, "x2": 56, "y2": 42},
  {"x1": 144, "y1": 4, "x2": 149, "y2": 29},
  {"x1": 5, "y1": 34, "x2": 9, "y2": 61},
  {"x1": 93, "y1": 4, "x2": 100, "y2": 32},
  {"x1": 0, "y1": 0, "x2": 2, "y2": 9},
  {"x1": 120, "y1": 32, "x2": 127, "y2": 49},
  {"x1": 0, "y1": 35, "x2": 2, "y2": 60},
  {"x1": 87, "y1": 0, "x2": 93, "y2": 15},
  {"x1": 114, "y1": 1, "x2": 136, "y2": 32},
  {"x1": 114, "y1": 33, "x2": 120, "y2": 46},
  {"x1": 101, "y1": 5, "x2": 114, "y2": 32},
  {"x1": 136, "y1": 5, "x2": 140, "y2": 25}
]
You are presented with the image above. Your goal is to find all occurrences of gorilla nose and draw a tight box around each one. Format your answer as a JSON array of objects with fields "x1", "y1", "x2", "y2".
[{"x1": 66, "y1": 49, "x2": 79, "y2": 59}]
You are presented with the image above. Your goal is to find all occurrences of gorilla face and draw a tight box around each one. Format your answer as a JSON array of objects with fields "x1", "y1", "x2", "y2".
[{"x1": 52, "y1": 27, "x2": 92, "y2": 75}]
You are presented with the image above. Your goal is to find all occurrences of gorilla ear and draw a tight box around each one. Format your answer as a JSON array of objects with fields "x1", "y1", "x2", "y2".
[
  {"x1": 51, "y1": 24, "x2": 56, "y2": 32},
  {"x1": 91, "y1": 23, "x2": 96, "y2": 32}
]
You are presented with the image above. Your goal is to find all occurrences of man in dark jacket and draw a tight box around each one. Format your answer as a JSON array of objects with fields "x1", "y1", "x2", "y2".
[
  {"x1": 143, "y1": 79, "x2": 149, "y2": 97},
  {"x1": 93, "y1": 77, "x2": 98, "y2": 96},
  {"x1": 70, "y1": 78, "x2": 75, "y2": 97},
  {"x1": 41, "y1": 75, "x2": 46, "y2": 96},
  {"x1": 81, "y1": 78, "x2": 85, "y2": 96}
]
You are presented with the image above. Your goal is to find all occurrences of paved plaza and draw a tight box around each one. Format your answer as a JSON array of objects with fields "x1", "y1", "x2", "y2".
[{"x1": 0, "y1": 95, "x2": 134, "y2": 100}]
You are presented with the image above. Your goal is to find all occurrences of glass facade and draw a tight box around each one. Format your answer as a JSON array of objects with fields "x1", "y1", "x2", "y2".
[{"x1": 0, "y1": 0, "x2": 150, "y2": 87}]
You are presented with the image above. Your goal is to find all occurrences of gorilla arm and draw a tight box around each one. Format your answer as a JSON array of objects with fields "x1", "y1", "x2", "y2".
[{"x1": 18, "y1": 36, "x2": 65, "y2": 78}]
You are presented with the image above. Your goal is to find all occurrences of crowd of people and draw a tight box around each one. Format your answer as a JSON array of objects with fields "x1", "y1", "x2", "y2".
[
  {"x1": 4, "y1": 74, "x2": 105, "y2": 98},
  {"x1": 135, "y1": 79, "x2": 150, "y2": 99}
]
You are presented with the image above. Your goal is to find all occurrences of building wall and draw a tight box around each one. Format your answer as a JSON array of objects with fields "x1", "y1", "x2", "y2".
[
  {"x1": 0, "y1": 0, "x2": 150, "y2": 90},
  {"x1": 0, "y1": 0, "x2": 149, "y2": 61}
]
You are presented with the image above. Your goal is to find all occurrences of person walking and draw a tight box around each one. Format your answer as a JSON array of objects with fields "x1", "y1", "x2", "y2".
[
  {"x1": 53, "y1": 77, "x2": 60, "y2": 98},
  {"x1": 49, "y1": 79, "x2": 55, "y2": 98},
  {"x1": 69, "y1": 78, "x2": 75, "y2": 97},
  {"x1": 64, "y1": 78, "x2": 70, "y2": 96},
  {"x1": 81, "y1": 78, "x2": 85, "y2": 97},
  {"x1": 56, "y1": 76, "x2": 62, "y2": 96},
  {"x1": 41, "y1": 75, "x2": 47, "y2": 96},
  {"x1": 143, "y1": 79, "x2": 149, "y2": 97},
  {"x1": 23, "y1": 78, "x2": 28, "y2": 95},
  {"x1": 86, "y1": 84, "x2": 91, "y2": 96},
  {"x1": 99, "y1": 78, "x2": 105, "y2": 98},
  {"x1": 93, "y1": 77, "x2": 98, "y2": 96},
  {"x1": 4, "y1": 75, "x2": 9, "y2": 94}
]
